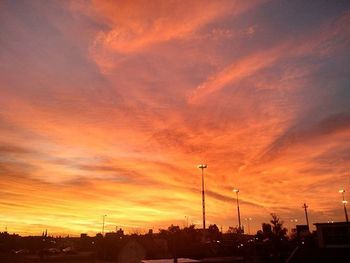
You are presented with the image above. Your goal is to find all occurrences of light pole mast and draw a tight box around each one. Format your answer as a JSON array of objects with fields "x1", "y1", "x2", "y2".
[
  {"x1": 339, "y1": 190, "x2": 349, "y2": 222},
  {"x1": 198, "y1": 164, "x2": 207, "y2": 232},
  {"x1": 302, "y1": 203, "x2": 310, "y2": 230},
  {"x1": 233, "y1": 189, "x2": 241, "y2": 233}
]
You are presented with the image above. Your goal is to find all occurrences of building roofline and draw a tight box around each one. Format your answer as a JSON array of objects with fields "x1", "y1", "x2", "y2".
[{"x1": 314, "y1": 222, "x2": 350, "y2": 226}]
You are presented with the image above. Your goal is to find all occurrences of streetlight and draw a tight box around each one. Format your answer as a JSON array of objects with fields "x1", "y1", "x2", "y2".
[
  {"x1": 339, "y1": 190, "x2": 349, "y2": 222},
  {"x1": 198, "y1": 164, "x2": 207, "y2": 231},
  {"x1": 233, "y1": 189, "x2": 241, "y2": 233},
  {"x1": 102, "y1": 215, "x2": 107, "y2": 235}
]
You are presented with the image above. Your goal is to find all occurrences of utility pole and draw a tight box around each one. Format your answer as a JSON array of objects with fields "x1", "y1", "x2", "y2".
[
  {"x1": 198, "y1": 164, "x2": 207, "y2": 232},
  {"x1": 302, "y1": 203, "x2": 310, "y2": 230},
  {"x1": 233, "y1": 189, "x2": 241, "y2": 233}
]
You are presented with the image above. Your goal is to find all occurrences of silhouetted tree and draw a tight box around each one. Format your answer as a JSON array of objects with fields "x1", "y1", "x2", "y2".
[
  {"x1": 168, "y1": 225, "x2": 181, "y2": 234},
  {"x1": 259, "y1": 214, "x2": 289, "y2": 262},
  {"x1": 270, "y1": 213, "x2": 287, "y2": 239},
  {"x1": 208, "y1": 224, "x2": 220, "y2": 241}
]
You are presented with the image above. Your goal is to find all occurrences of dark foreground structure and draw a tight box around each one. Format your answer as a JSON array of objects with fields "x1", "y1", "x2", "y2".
[{"x1": 1, "y1": 222, "x2": 350, "y2": 263}]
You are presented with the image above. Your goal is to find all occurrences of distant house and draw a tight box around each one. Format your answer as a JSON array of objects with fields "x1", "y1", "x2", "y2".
[
  {"x1": 314, "y1": 222, "x2": 350, "y2": 248},
  {"x1": 105, "y1": 229, "x2": 124, "y2": 239}
]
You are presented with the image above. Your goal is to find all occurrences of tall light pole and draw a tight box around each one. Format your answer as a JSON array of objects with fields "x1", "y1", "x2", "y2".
[
  {"x1": 339, "y1": 190, "x2": 349, "y2": 222},
  {"x1": 198, "y1": 164, "x2": 207, "y2": 232},
  {"x1": 302, "y1": 203, "x2": 310, "y2": 230},
  {"x1": 102, "y1": 215, "x2": 107, "y2": 235},
  {"x1": 233, "y1": 189, "x2": 241, "y2": 233}
]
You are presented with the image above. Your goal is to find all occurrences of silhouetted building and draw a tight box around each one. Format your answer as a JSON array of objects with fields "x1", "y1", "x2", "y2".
[
  {"x1": 105, "y1": 228, "x2": 124, "y2": 239},
  {"x1": 314, "y1": 222, "x2": 350, "y2": 248}
]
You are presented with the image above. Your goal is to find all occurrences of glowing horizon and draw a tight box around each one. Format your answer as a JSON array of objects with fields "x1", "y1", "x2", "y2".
[{"x1": 1, "y1": 0, "x2": 350, "y2": 236}]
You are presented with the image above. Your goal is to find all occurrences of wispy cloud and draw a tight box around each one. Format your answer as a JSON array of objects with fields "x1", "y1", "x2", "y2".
[{"x1": 85, "y1": 0, "x2": 267, "y2": 72}]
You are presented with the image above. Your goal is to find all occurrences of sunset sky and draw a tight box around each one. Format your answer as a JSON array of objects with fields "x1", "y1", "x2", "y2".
[{"x1": 1, "y1": 0, "x2": 350, "y2": 236}]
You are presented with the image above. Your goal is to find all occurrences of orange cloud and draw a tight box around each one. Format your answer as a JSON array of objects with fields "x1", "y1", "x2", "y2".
[
  {"x1": 187, "y1": 42, "x2": 289, "y2": 104},
  {"x1": 86, "y1": 0, "x2": 267, "y2": 72},
  {"x1": 188, "y1": 10, "x2": 350, "y2": 104}
]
